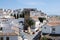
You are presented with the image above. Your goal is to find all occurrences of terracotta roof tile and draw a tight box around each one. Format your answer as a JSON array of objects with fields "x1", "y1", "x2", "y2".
[
  {"x1": 47, "y1": 21, "x2": 60, "y2": 26},
  {"x1": 0, "y1": 32, "x2": 18, "y2": 36}
]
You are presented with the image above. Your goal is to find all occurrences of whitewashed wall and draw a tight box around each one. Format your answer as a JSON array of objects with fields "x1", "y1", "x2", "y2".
[
  {"x1": 42, "y1": 25, "x2": 52, "y2": 34},
  {"x1": 3, "y1": 27, "x2": 14, "y2": 33},
  {"x1": 0, "y1": 36, "x2": 22, "y2": 40},
  {"x1": 51, "y1": 26, "x2": 60, "y2": 34},
  {"x1": 31, "y1": 21, "x2": 40, "y2": 32},
  {"x1": 11, "y1": 18, "x2": 24, "y2": 29},
  {"x1": 35, "y1": 21, "x2": 40, "y2": 28},
  {"x1": 42, "y1": 25, "x2": 60, "y2": 34},
  {"x1": 30, "y1": 11, "x2": 41, "y2": 17}
]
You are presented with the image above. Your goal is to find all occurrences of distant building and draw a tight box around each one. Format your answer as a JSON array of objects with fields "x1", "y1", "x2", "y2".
[
  {"x1": 42, "y1": 19, "x2": 60, "y2": 34},
  {"x1": 22, "y1": 8, "x2": 47, "y2": 31},
  {"x1": 0, "y1": 10, "x2": 24, "y2": 40},
  {"x1": 0, "y1": 9, "x2": 3, "y2": 13},
  {"x1": 30, "y1": 11, "x2": 47, "y2": 18},
  {"x1": 0, "y1": 8, "x2": 48, "y2": 40}
]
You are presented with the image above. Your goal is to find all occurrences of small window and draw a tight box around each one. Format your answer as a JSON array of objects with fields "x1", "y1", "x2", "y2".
[
  {"x1": 19, "y1": 21, "x2": 23, "y2": 23},
  {"x1": 52, "y1": 28, "x2": 55, "y2": 31},
  {"x1": 0, "y1": 27, "x2": 2, "y2": 30},
  {"x1": 6, "y1": 37, "x2": 9, "y2": 40},
  {"x1": 44, "y1": 27, "x2": 46, "y2": 29}
]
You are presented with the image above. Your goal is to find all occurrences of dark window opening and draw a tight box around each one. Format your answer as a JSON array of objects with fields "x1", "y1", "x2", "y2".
[
  {"x1": 6, "y1": 37, "x2": 9, "y2": 40},
  {"x1": 19, "y1": 21, "x2": 23, "y2": 23},
  {"x1": 0, "y1": 27, "x2": 2, "y2": 30},
  {"x1": 38, "y1": 18, "x2": 46, "y2": 23},
  {"x1": 44, "y1": 27, "x2": 46, "y2": 29},
  {"x1": 52, "y1": 28, "x2": 55, "y2": 31}
]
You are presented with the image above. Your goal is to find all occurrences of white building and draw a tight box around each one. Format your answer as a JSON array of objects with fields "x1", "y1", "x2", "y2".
[
  {"x1": 0, "y1": 19, "x2": 23, "y2": 40},
  {"x1": 42, "y1": 21, "x2": 60, "y2": 34},
  {"x1": 30, "y1": 11, "x2": 47, "y2": 18},
  {"x1": 31, "y1": 20, "x2": 41, "y2": 32},
  {"x1": 0, "y1": 8, "x2": 48, "y2": 40},
  {"x1": 0, "y1": 10, "x2": 24, "y2": 40}
]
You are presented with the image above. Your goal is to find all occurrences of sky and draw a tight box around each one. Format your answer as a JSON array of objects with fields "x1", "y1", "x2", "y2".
[{"x1": 0, "y1": 0, "x2": 60, "y2": 15}]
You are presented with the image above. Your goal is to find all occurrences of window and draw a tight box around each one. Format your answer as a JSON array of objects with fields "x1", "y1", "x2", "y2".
[
  {"x1": 0, "y1": 37, "x2": 3, "y2": 40},
  {"x1": 44, "y1": 27, "x2": 46, "y2": 29},
  {"x1": 6, "y1": 37, "x2": 9, "y2": 40},
  {"x1": 52, "y1": 28, "x2": 55, "y2": 31},
  {"x1": 0, "y1": 27, "x2": 2, "y2": 30},
  {"x1": 19, "y1": 21, "x2": 23, "y2": 23}
]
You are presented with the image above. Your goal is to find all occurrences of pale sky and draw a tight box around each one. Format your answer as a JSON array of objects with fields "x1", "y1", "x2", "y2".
[{"x1": 0, "y1": 0, "x2": 60, "y2": 15}]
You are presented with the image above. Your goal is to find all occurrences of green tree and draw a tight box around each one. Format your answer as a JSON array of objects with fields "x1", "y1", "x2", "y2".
[
  {"x1": 20, "y1": 13, "x2": 24, "y2": 18},
  {"x1": 39, "y1": 18, "x2": 46, "y2": 23},
  {"x1": 41, "y1": 37, "x2": 47, "y2": 40},
  {"x1": 14, "y1": 14, "x2": 16, "y2": 19},
  {"x1": 27, "y1": 19, "x2": 35, "y2": 34}
]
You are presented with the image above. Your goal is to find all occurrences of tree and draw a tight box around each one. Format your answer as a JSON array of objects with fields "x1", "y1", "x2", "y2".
[
  {"x1": 41, "y1": 36, "x2": 48, "y2": 40},
  {"x1": 19, "y1": 11, "x2": 24, "y2": 18},
  {"x1": 27, "y1": 19, "x2": 35, "y2": 34},
  {"x1": 20, "y1": 13, "x2": 24, "y2": 18},
  {"x1": 39, "y1": 18, "x2": 46, "y2": 23},
  {"x1": 10, "y1": 14, "x2": 13, "y2": 16},
  {"x1": 14, "y1": 14, "x2": 16, "y2": 19},
  {"x1": 27, "y1": 19, "x2": 35, "y2": 27}
]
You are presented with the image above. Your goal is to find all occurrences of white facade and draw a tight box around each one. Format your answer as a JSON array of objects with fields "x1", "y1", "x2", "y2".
[
  {"x1": 0, "y1": 19, "x2": 24, "y2": 40},
  {"x1": 0, "y1": 36, "x2": 22, "y2": 40},
  {"x1": 42, "y1": 25, "x2": 60, "y2": 34},
  {"x1": 0, "y1": 8, "x2": 48, "y2": 40},
  {"x1": 35, "y1": 21, "x2": 40, "y2": 30},
  {"x1": 30, "y1": 11, "x2": 41, "y2": 17},
  {"x1": 31, "y1": 20, "x2": 41, "y2": 32},
  {"x1": 0, "y1": 9, "x2": 24, "y2": 40},
  {"x1": 42, "y1": 25, "x2": 52, "y2": 34},
  {"x1": 11, "y1": 18, "x2": 24, "y2": 29},
  {"x1": 30, "y1": 11, "x2": 47, "y2": 18},
  {"x1": 51, "y1": 26, "x2": 60, "y2": 34}
]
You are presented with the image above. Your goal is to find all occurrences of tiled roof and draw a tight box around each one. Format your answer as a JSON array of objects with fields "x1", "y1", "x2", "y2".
[
  {"x1": 0, "y1": 32, "x2": 18, "y2": 36},
  {"x1": 0, "y1": 26, "x2": 20, "y2": 36},
  {"x1": 47, "y1": 17, "x2": 60, "y2": 26},
  {"x1": 47, "y1": 21, "x2": 60, "y2": 26},
  {"x1": 48, "y1": 17, "x2": 60, "y2": 21}
]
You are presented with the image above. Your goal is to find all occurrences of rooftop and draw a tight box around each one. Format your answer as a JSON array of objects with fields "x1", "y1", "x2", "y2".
[
  {"x1": 48, "y1": 17, "x2": 60, "y2": 21},
  {"x1": 47, "y1": 21, "x2": 60, "y2": 26},
  {"x1": 0, "y1": 32, "x2": 18, "y2": 36}
]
